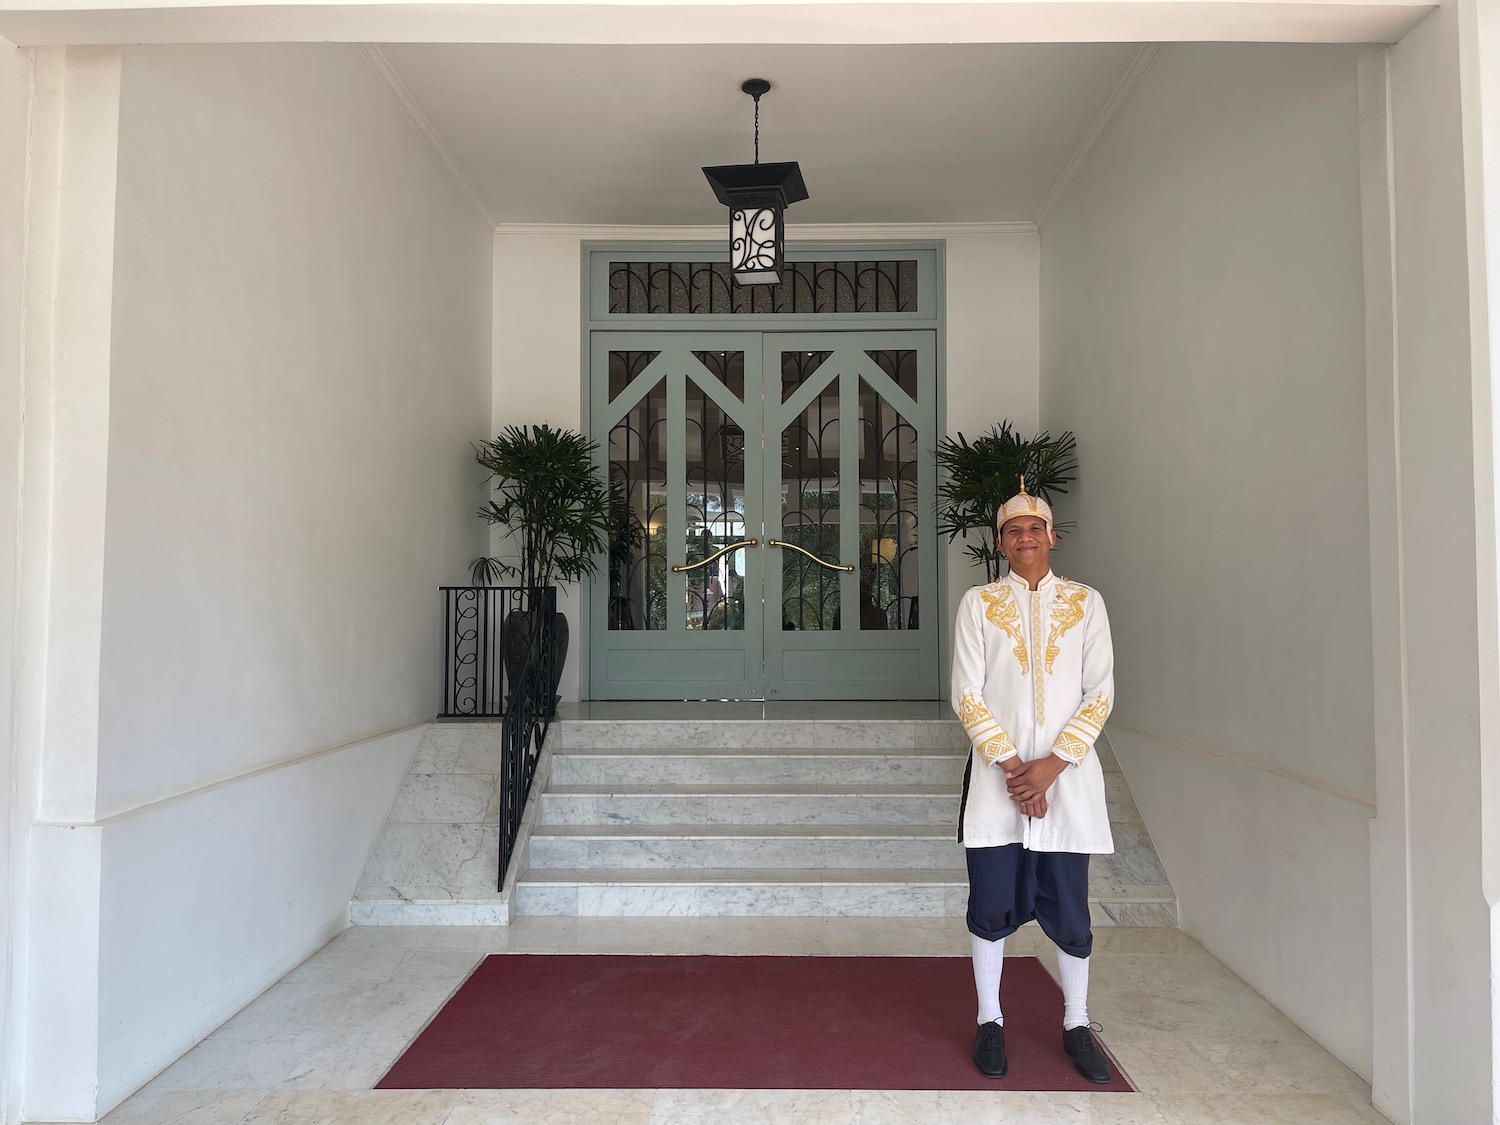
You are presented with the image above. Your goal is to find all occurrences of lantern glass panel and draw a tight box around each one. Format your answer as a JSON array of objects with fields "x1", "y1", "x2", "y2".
[{"x1": 729, "y1": 206, "x2": 784, "y2": 286}]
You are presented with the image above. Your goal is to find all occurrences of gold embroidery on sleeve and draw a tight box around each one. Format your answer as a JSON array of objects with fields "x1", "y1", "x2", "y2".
[
  {"x1": 979, "y1": 586, "x2": 1029, "y2": 675},
  {"x1": 958, "y1": 689, "x2": 1017, "y2": 765},
  {"x1": 977, "y1": 731, "x2": 1017, "y2": 765},
  {"x1": 1074, "y1": 695, "x2": 1112, "y2": 732},
  {"x1": 1045, "y1": 583, "x2": 1088, "y2": 674},
  {"x1": 1055, "y1": 732, "x2": 1089, "y2": 763},
  {"x1": 957, "y1": 691, "x2": 986, "y2": 729}
]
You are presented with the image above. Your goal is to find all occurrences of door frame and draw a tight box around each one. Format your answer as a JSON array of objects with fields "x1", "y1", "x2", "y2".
[{"x1": 578, "y1": 239, "x2": 947, "y2": 701}]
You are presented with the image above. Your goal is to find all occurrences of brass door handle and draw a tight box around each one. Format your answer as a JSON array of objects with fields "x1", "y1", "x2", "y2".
[
  {"x1": 768, "y1": 539, "x2": 856, "y2": 573},
  {"x1": 671, "y1": 539, "x2": 758, "y2": 573}
]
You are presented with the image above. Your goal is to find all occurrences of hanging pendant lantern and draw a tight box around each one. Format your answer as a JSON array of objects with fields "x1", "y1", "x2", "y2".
[{"x1": 701, "y1": 79, "x2": 809, "y2": 287}]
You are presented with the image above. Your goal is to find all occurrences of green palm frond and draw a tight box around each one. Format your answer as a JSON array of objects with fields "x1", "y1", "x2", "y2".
[
  {"x1": 935, "y1": 423, "x2": 1078, "y2": 583},
  {"x1": 471, "y1": 424, "x2": 611, "y2": 589}
]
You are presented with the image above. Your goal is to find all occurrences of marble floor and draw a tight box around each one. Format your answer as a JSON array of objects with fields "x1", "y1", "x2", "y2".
[{"x1": 68, "y1": 918, "x2": 1391, "y2": 1125}]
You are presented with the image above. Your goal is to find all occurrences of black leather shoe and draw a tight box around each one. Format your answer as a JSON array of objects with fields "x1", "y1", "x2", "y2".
[
  {"x1": 972, "y1": 1020, "x2": 1007, "y2": 1078},
  {"x1": 1063, "y1": 1024, "x2": 1111, "y2": 1083}
]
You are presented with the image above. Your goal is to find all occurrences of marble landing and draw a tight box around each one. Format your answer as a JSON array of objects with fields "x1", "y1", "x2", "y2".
[{"x1": 67, "y1": 919, "x2": 1390, "y2": 1125}]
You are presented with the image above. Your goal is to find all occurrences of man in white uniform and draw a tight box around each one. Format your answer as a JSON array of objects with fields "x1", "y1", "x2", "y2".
[{"x1": 950, "y1": 480, "x2": 1115, "y2": 1083}]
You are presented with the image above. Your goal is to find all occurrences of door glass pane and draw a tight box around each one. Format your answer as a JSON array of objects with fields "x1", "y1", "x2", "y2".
[
  {"x1": 685, "y1": 368, "x2": 747, "y2": 631},
  {"x1": 779, "y1": 352, "x2": 841, "y2": 631},
  {"x1": 691, "y1": 350, "x2": 745, "y2": 401},
  {"x1": 608, "y1": 350, "x2": 660, "y2": 403},
  {"x1": 859, "y1": 367, "x2": 920, "y2": 631},
  {"x1": 866, "y1": 348, "x2": 919, "y2": 402},
  {"x1": 607, "y1": 365, "x2": 668, "y2": 630}
]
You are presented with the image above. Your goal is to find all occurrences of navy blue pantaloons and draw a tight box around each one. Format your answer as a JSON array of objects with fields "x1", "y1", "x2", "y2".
[{"x1": 965, "y1": 843, "x2": 1093, "y2": 958}]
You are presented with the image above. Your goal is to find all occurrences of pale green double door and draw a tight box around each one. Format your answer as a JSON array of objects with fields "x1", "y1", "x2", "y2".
[{"x1": 589, "y1": 330, "x2": 939, "y2": 700}]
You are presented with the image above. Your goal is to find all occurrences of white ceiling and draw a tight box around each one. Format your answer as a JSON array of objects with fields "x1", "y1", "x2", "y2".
[{"x1": 378, "y1": 43, "x2": 1146, "y2": 225}]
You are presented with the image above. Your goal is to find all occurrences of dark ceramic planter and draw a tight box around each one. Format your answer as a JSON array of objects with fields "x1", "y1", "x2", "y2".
[{"x1": 503, "y1": 600, "x2": 568, "y2": 706}]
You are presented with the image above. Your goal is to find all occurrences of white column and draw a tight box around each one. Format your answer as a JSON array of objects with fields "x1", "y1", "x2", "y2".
[
  {"x1": 1381, "y1": 2, "x2": 1499, "y2": 1120},
  {"x1": 0, "y1": 33, "x2": 34, "y2": 1125},
  {"x1": 1460, "y1": 0, "x2": 1500, "y2": 1120},
  {"x1": 12, "y1": 44, "x2": 122, "y2": 1124}
]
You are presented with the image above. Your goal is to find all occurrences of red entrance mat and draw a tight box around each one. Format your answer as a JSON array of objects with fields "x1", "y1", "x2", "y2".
[{"x1": 376, "y1": 954, "x2": 1133, "y2": 1092}]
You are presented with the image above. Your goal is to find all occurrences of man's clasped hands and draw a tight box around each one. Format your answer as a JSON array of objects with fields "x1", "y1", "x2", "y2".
[{"x1": 1002, "y1": 755, "x2": 1069, "y2": 819}]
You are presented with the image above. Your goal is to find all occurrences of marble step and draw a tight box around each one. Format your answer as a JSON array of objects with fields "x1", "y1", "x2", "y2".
[
  {"x1": 350, "y1": 890, "x2": 511, "y2": 926},
  {"x1": 528, "y1": 824, "x2": 964, "y2": 870},
  {"x1": 539, "y1": 784, "x2": 959, "y2": 826},
  {"x1": 547, "y1": 747, "x2": 967, "y2": 787},
  {"x1": 529, "y1": 825, "x2": 1168, "y2": 889},
  {"x1": 553, "y1": 719, "x2": 966, "y2": 751},
  {"x1": 514, "y1": 866, "x2": 1179, "y2": 922},
  {"x1": 516, "y1": 866, "x2": 967, "y2": 917}
]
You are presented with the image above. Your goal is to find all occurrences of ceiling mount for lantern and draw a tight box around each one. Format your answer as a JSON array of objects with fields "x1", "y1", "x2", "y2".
[{"x1": 701, "y1": 78, "x2": 809, "y2": 287}]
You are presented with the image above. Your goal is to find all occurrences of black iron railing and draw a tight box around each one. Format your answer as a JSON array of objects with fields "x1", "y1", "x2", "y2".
[
  {"x1": 497, "y1": 586, "x2": 556, "y2": 887},
  {"x1": 439, "y1": 586, "x2": 558, "y2": 888},
  {"x1": 439, "y1": 586, "x2": 551, "y2": 717}
]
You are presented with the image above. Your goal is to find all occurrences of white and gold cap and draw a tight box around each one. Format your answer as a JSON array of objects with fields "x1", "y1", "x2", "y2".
[{"x1": 996, "y1": 476, "x2": 1054, "y2": 533}]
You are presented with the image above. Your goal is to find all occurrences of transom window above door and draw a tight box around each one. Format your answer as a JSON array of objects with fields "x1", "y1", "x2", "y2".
[
  {"x1": 607, "y1": 259, "x2": 921, "y2": 316},
  {"x1": 586, "y1": 245, "x2": 941, "y2": 324}
]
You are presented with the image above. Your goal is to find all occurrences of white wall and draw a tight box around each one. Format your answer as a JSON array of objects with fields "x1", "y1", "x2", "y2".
[
  {"x1": 941, "y1": 234, "x2": 1040, "y2": 666},
  {"x1": 0, "y1": 36, "x2": 32, "y2": 1125},
  {"x1": 101, "y1": 43, "x2": 491, "y2": 811},
  {"x1": 491, "y1": 227, "x2": 1040, "y2": 701},
  {"x1": 490, "y1": 233, "x2": 588, "y2": 701},
  {"x1": 1039, "y1": 43, "x2": 1375, "y2": 1078},
  {"x1": 18, "y1": 43, "x2": 493, "y2": 1120}
]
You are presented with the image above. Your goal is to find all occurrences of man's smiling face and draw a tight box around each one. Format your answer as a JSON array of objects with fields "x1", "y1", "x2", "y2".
[{"x1": 998, "y1": 514, "x2": 1054, "y2": 570}]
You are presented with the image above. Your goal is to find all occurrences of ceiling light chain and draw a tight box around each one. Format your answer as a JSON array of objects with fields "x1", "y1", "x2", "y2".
[{"x1": 753, "y1": 93, "x2": 760, "y2": 164}]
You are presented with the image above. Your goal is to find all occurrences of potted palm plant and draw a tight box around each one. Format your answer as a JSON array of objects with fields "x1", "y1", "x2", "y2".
[
  {"x1": 936, "y1": 422, "x2": 1079, "y2": 582},
  {"x1": 470, "y1": 424, "x2": 610, "y2": 697}
]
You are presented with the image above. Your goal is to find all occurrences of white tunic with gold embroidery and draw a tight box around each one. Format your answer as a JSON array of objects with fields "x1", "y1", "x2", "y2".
[{"x1": 951, "y1": 570, "x2": 1115, "y2": 853}]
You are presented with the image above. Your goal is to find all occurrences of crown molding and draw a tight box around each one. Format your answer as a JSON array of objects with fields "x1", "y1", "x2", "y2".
[
  {"x1": 357, "y1": 44, "x2": 495, "y2": 228},
  {"x1": 492, "y1": 221, "x2": 1037, "y2": 239},
  {"x1": 1034, "y1": 43, "x2": 1162, "y2": 231}
]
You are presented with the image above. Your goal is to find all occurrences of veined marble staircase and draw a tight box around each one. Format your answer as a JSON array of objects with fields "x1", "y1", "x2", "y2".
[
  {"x1": 517, "y1": 714, "x2": 1177, "y2": 924},
  {"x1": 350, "y1": 711, "x2": 1177, "y2": 925}
]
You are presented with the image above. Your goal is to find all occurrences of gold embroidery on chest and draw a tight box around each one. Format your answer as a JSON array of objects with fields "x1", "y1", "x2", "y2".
[
  {"x1": 1031, "y1": 592, "x2": 1046, "y2": 723},
  {"x1": 979, "y1": 587, "x2": 1029, "y2": 675},
  {"x1": 1045, "y1": 583, "x2": 1088, "y2": 674}
]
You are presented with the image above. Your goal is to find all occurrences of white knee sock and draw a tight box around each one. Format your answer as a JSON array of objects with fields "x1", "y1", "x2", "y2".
[
  {"x1": 970, "y1": 933, "x2": 1005, "y2": 1025},
  {"x1": 1055, "y1": 946, "x2": 1090, "y2": 1030}
]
